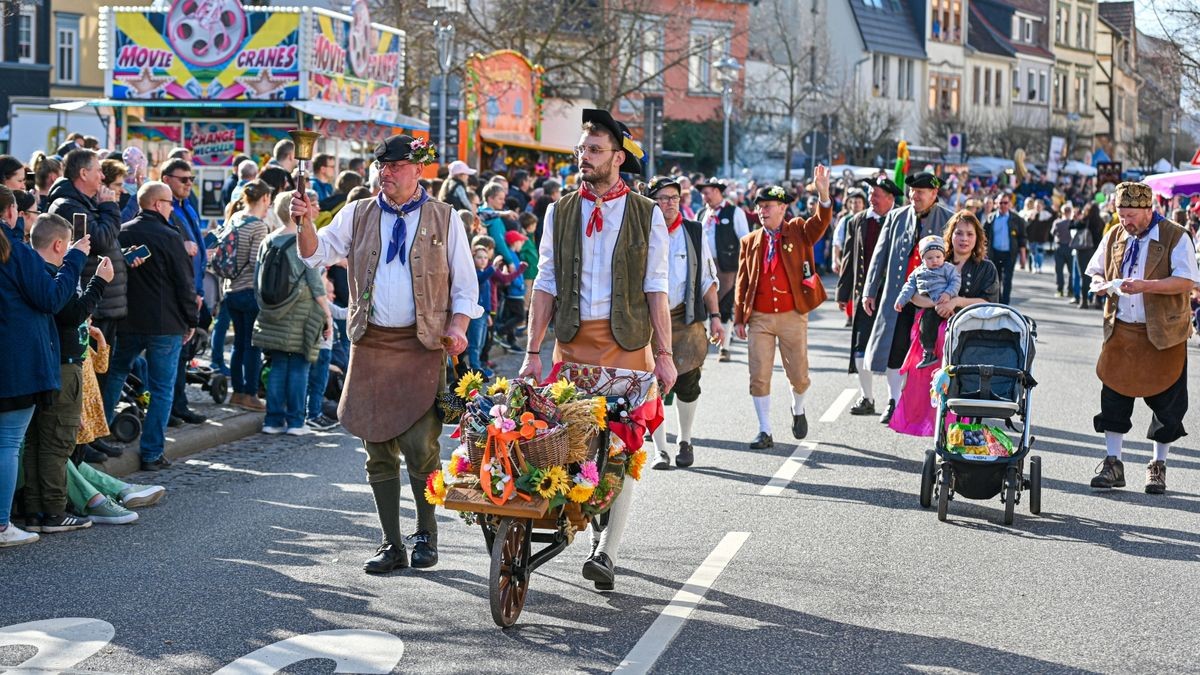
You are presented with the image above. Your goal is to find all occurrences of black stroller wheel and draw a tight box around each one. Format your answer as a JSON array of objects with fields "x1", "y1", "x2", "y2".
[
  {"x1": 919, "y1": 450, "x2": 935, "y2": 509},
  {"x1": 936, "y1": 465, "x2": 951, "y2": 522},
  {"x1": 210, "y1": 373, "x2": 229, "y2": 404},
  {"x1": 111, "y1": 410, "x2": 142, "y2": 444},
  {"x1": 1028, "y1": 456, "x2": 1042, "y2": 515},
  {"x1": 1003, "y1": 466, "x2": 1017, "y2": 525}
]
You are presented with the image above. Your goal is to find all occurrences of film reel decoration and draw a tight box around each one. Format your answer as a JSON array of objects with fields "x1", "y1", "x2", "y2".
[
  {"x1": 348, "y1": 0, "x2": 375, "y2": 79},
  {"x1": 167, "y1": 0, "x2": 248, "y2": 69}
]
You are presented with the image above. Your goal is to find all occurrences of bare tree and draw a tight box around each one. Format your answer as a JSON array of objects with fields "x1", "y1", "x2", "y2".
[
  {"x1": 836, "y1": 93, "x2": 903, "y2": 166},
  {"x1": 1145, "y1": 4, "x2": 1200, "y2": 110}
]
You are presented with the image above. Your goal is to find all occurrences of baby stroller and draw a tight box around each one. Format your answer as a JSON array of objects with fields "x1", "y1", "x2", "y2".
[
  {"x1": 919, "y1": 303, "x2": 1042, "y2": 525},
  {"x1": 183, "y1": 327, "x2": 229, "y2": 406}
]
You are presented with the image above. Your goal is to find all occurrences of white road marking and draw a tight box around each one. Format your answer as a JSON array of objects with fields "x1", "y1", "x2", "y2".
[
  {"x1": 0, "y1": 618, "x2": 114, "y2": 672},
  {"x1": 213, "y1": 630, "x2": 404, "y2": 675},
  {"x1": 614, "y1": 532, "x2": 751, "y2": 675},
  {"x1": 759, "y1": 442, "x2": 816, "y2": 496},
  {"x1": 819, "y1": 387, "x2": 859, "y2": 423}
]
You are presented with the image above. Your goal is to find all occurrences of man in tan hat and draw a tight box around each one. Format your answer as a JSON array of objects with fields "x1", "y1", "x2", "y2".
[
  {"x1": 520, "y1": 109, "x2": 675, "y2": 591},
  {"x1": 1086, "y1": 181, "x2": 1200, "y2": 494},
  {"x1": 293, "y1": 134, "x2": 480, "y2": 574}
]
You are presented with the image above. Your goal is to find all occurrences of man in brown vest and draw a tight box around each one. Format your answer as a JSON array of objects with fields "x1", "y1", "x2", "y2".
[
  {"x1": 520, "y1": 109, "x2": 675, "y2": 591},
  {"x1": 1085, "y1": 181, "x2": 1200, "y2": 494},
  {"x1": 293, "y1": 135, "x2": 481, "y2": 573}
]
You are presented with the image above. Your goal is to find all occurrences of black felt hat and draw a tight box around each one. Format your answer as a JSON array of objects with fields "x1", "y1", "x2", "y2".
[
  {"x1": 754, "y1": 185, "x2": 795, "y2": 205},
  {"x1": 694, "y1": 179, "x2": 726, "y2": 192},
  {"x1": 907, "y1": 171, "x2": 943, "y2": 190},
  {"x1": 862, "y1": 174, "x2": 903, "y2": 198},
  {"x1": 581, "y1": 109, "x2": 643, "y2": 174},
  {"x1": 646, "y1": 175, "x2": 681, "y2": 197}
]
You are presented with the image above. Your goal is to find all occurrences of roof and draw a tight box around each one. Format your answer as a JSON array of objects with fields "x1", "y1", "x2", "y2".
[
  {"x1": 1098, "y1": 1, "x2": 1135, "y2": 39},
  {"x1": 847, "y1": 0, "x2": 926, "y2": 60},
  {"x1": 972, "y1": 0, "x2": 1054, "y2": 59},
  {"x1": 967, "y1": 4, "x2": 1016, "y2": 58},
  {"x1": 1002, "y1": 0, "x2": 1050, "y2": 19}
]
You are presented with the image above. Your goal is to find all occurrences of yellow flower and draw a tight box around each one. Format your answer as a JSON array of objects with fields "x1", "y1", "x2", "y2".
[
  {"x1": 487, "y1": 377, "x2": 510, "y2": 396},
  {"x1": 424, "y1": 470, "x2": 447, "y2": 506},
  {"x1": 535, "y1": 465, "x2": 569, "y2": 498},
  {"x1": 592, "y1": 396, "x2": 607, "y2": 430},
  {"x1": 455, "y1": 371, "x2": 485, "y2": 399},
  {"x1": 628, "y1": 449, "x2": 647, "y2": 481},
  {"x1": 567, "y1": 483, "x2": 595, "y2": 503},
  {"x1": 548, "y1": 378, "x2": 577, "y2": 404}
]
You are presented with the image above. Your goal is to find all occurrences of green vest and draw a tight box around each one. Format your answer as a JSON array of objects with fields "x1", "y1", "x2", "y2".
[{"x1": 552, "y1": 189, "x2": 655, "y2": 351}]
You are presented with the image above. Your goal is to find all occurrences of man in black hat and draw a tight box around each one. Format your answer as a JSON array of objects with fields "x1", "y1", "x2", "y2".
[
  {"x1": 293, "y1": 134, "x2": 481, "y2": 574},
  {"x1": 861, "y1": 171, "x2": 954, "y2": 423},
  {"x1": 836, "y1": 175, "x2": 901, "y2": 415},
  {"x1": 696, "y1": 179, "x2": 749, "y2": 361},
  {"x1": 521, "y1": 109, "x2": 674, "y2": 591},
  {"x1": 645, "y1": 176, "x2": 724, "y2": 470}
]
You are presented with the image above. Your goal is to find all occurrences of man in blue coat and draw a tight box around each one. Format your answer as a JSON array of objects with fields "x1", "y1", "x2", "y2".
[{"x1": 160, "y1": 158, "x2": 208, "y2": 426}]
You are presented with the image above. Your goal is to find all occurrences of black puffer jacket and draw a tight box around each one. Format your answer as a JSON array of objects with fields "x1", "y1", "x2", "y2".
[{"x1": 46, "y1": 177, "x2": 128, "y2": 320}]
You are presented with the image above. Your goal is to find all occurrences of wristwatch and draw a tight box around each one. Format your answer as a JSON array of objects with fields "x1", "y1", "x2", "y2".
[{"x1": 708, "y1": 313, "x2": 721, "y2": 320}]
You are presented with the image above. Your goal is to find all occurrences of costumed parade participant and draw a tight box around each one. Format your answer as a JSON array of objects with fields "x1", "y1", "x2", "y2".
[
  {"x1": 861, "y1": 171, "x2": 955, "y2": 424},
  {"x1": 696, "y1": 178, "x2": 749, "y2": 362},
  {"x1": 1085, "y1": 181, "x2": 1200, "y2": 494},
  {"x1": 520, "y1": 109, "x2": 675, "y2": 591},
  {"x1": 836, "y1": 174, "x2": 901, "y2": 416},
  {"x1": 645, "y1": 176, "x2": 724, "y2": 469},
  {"x1": 294, "y1": 135, "x2": 480, "y2": 573},
  {"x1": 733, "y1": 167, "x2": 832, "y2": 449}
]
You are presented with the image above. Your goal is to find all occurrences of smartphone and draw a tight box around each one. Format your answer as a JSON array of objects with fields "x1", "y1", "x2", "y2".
[
  {"x1": 72, "y1": 213, "x2": 87, "y2": 241},
  {"x1": 24, "y1": 170, "x2": 35, "y2": 192},
  {"x1": 203, "y1": 231, "x2": 220, "y2": 248},
  {"x1": 123, "y1": 245, "x2": 151, "y2": 265}
]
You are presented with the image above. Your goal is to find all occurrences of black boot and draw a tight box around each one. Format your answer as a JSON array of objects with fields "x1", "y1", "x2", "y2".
[
  {"x1": 408, "y1": 531, "x2": 438, "y2": 568},
  {"x1": 408, "y1": 471, "x2": 439, "y2": 567},
  {"x1": 367, "y1": 478, "x2": 407, "y2": 574},
  {"x1": 364, "y1": 541, "x2": 408, "y2": 574}
]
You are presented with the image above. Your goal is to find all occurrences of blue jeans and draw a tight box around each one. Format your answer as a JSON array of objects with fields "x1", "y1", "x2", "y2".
[
  {"x1": 265, "y1": 351, "x2": 310, "y2": 430},
  {"x1": 0, "y1": 406, "x2": 35, "y2": 526},
  {"x1": 210, "y1": 302, "x2": 231, "y2": 370},
  {"x1": 1029, "y1": 242, "x2": 1045, "y2": 271},
  {"x1": 466, "y1": 315, "x2": 488, "y2": 371},
  {"x1": 102, "y1": 334, "x2": 183, "y2": 462},
  {"x1": 306, "y1": 348, "x2": 332, "y2": 420},
  {"x1": 331, "y1": 317, "x2": 349, "y2": 371},
  {"x1": 225, "y1": 289, "x2": 262, "y2": 394}
]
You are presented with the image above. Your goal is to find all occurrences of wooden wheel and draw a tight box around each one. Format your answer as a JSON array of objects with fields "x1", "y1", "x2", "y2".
[{"x1": 489, "y1": 517, "x2": 530, "y2": 628}]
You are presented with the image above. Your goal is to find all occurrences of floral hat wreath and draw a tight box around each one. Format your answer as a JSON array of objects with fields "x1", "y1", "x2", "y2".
[
  {"x1": 374, "y1": 134, "x2": 439, "y2": 167},
  {"x1": 754, "y1": 185, "x2": 795, "y2": 204}
]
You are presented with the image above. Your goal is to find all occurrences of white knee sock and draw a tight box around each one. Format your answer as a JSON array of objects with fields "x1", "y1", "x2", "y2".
[
  {"x1": 677, "y1": 399, "x2": 698, "y2": 444},
  {"x1": 1154, "y1": 441, "x2": 1169, "y2": 462},
  {"x1": 791, "y1": 390, "x2": 806, "y2": 415},
  {"x1": 1105, "y1": 431, "x2": 1123, "y2": 459},
  {"x1": 855, "y1": 357, "x2": 873, "y2": 400},
  {"x1": 652, "y1": 424, "x2": 669, "y2": 457},
  {"x1": 753, "y1": 395, "x2": 771, "y2": 434},
  {"x1": 722, "y1": 321, "x2": 733, "y2": 349},
  {"x1": 595, "y1": 478, "x2": 636, "y2": 561},
  {"x1": 886, "y1": 369, "x2": 904, "y2": 402}
]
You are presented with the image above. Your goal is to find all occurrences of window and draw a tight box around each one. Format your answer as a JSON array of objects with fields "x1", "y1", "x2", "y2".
[
  {"x1": 1027, "y1": 69, "x2": 1036, "y2": 101},
  {"x1": 932, "y1": 0, "x2": 962, "y2": 43},
  {"x1": 1077, "y1": 10, "x2": 1089, "y2": 49},
  {"x1": 897, "y1": 58, "x2": 915, "y2": 100},
  {"x1": 972, "y1": 66, "x2": 981, "y2": 105},
  {"x1": 1023, "y1": 18, "x2": 1034, "y2": 43},
  {"x1": 1039, "y1": 71, "x2": 1047, "y2": 103},
  {"x1": 1080, "y1": 73, "x2": 1088, "y2": 114},
  {"x1": 18, "y1": 7, "x2": 36, "y2": 64},
  {"x1": 56, "y1": 14, "x2": 80, "y2": 85},
  {"x1": 995, "y1": 70, "x2": 1003, "y2": 106},
  {"x1": 929, "y1": 72, "x2": 961, "y2": 115},
  {"x1": 1055, "y1": 4, "x2": 1068, "y2": 45},
  {"x1": 872, "y1": 53, "x2": 890, "y2": 97},
  {"x1": 1053, "y1": 69, "x2": 1068, "y2": 110},
  {"x1": 687, "y1": 21, "x2": 732, "y2": 94},
  {"x1": 984, "y1": 68, "x2": 992, "y2": 106},
  {"x1": 634, "y1": 19, "x2": 664, "y2": 91}
]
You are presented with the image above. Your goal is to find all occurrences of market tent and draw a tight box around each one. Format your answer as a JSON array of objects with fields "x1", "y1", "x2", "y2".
[
  {"x1": 1060, "y1": 160, "x2": 1097, "y2": 177},
  {"x1": 967, "y1": 156, "x2": 1014, "y2": 177},
  {"x1": 1144, "y1": 169, "x2": 1200, "y2": 198},
  {"x1": 479, "y1": 132, "x2": 573, "y2": 155},
  {"x1": 289, "y1": 101, "x2": 428, "y2": 131},
  {"x1": 829, "y1": 164, "x2": 883, "y2": 180},
  {"x1": 1153, "y1": 158, "x2": 1174, "y2": 174}
]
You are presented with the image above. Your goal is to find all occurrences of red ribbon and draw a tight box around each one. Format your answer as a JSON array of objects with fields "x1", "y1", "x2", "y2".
[{"x1": 579, "y1": 182, "x2": 631, "y2": 237}]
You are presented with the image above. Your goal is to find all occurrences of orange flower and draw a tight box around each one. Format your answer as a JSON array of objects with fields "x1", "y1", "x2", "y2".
[{"x1": 518, "y1": 411, "x2": 547, "y2": 440}]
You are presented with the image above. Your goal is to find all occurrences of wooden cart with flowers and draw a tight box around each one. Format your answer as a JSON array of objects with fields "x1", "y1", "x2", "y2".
[{"x1": 428, "y1": 366, "x2": 657, "y2": 628}]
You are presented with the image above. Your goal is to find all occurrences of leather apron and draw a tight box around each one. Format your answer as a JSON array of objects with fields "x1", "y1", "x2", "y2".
[
  {"x1": 339, "y1": 324, "x2": 443, "y2": 443},
  {"x1": 1096, "y1": 320, "x2": 1186, "y2": 398}
]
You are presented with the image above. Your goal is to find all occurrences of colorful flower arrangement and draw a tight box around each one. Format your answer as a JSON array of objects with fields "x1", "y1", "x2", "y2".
[{"x1": 406, "y1": 136, "x2": 439, "y2": 166}]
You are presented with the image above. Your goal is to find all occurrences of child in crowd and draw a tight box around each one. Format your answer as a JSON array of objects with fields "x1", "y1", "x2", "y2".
[
  {"x1": 305, "y1": 271, "x2": 344, "y2": 431},
  {"x1": 895, "y1": 235, "x2": 961, "y2": 369},
  {"x1": 497, "y1": 230, "x2": 530, "y2": 350},
  {"x1": 517, "y1": 213, "x2": 539, "y2": 281}
]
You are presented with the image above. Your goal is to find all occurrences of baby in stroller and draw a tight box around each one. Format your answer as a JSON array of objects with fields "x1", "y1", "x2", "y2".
[{"x1": 895, "y1": 235, "x2": 961, "y2": 369}]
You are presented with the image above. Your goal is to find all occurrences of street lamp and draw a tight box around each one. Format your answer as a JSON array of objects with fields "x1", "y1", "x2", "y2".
[
  {"x1": 433, "y1": 20, "x2": 456, "y2": 162},
  {"x1": 714, "y1": 55, "x2": 741, "y2": 178},
  {"x1": 1169, "y1": 112, "x2": 1179, "y2": 169}
]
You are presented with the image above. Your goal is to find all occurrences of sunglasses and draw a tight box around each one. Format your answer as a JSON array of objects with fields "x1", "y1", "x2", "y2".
[{"x1": 166, "y1": 175, "x2": 195, "y2": 184}]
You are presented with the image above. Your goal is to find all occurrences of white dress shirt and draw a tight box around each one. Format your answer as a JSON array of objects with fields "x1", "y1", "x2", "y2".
[
  {"x1": 699, "y1": 200, "x2": 750, "y2": 258},
  {"x1": 301, "y1": 199, "x2": 482, "y2": 325},
  {"x1": 533, "y1": 193, "x2": 669, "y2": 321},
  {"x1": 668, "y1": 224, "x2": 719, "y2": 308},
  {"x1": 1086, "y1": 222, "x2": 1200, "y2": 324}
]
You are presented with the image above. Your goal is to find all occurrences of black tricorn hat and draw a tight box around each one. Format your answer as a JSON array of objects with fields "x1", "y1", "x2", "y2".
[
  {"x1": 582, "y1": 108, "x2": 643, "y2": 174},
  {"x1": 862, "y1": 174, "x2": 903, "y2": 198}
]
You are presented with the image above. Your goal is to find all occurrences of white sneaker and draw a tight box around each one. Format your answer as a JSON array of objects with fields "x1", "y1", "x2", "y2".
[
  {"x1": 285, "y1": 426, "x2": 311, "y2": 436},
  {"x1": 119, "y1": 484, "x2": 165, "y2": 509},
  {"x1": 0, "y1": 524, "x2": 39, "y2": 547},
  {"x1": 262, "y1": 425, "x2": 286, "y2": 435}
]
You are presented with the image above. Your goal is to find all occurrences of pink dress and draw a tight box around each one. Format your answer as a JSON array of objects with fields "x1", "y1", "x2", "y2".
[{"x1": 888, "y1": 309, "x2": 956, "y2": 437}]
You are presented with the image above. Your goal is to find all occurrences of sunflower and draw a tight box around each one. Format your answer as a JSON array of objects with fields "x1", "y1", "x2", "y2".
[
  {"x1": 567, "y1": 483, "x2": 595, "y2": 503},
  {"x1": 455, "y1": 371, "x2": 485, "y2": 399},
  {"x1": 535, "y1": 465, "x2": 570, "y2": 498},
  {"x1": 628, "y1": 449, "x2": 647, "y2": 481},
  {"x1": 591, "y1": 396, "x2": 608, "y2": 430},
  {"x1": 487, "y1": 377, "x2": 510, "y2": 396},
  {"x1": 424, "y1": 470, "x2": 447, "y2": 506},
  {"x1": 548, "y1": 378, "x2": 577, "y2": 404}
]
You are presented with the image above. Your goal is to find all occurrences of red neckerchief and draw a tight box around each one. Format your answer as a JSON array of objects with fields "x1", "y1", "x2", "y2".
[
  {"x1": 668, "y1": 212, "x2": 683, "y2": 235},
  {"x1": 579, "y1": 181, "x2": 630, "y2": 237}
]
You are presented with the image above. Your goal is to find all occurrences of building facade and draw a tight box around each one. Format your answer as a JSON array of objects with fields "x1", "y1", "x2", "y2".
[
  {"x1": 965, "y1": 0, "x2": 1017, "y2": 130},
  {"x1": 1050, "y1": 0, "x2": 1097, "y2": 159},
  {"x1": 48, "y1": 0, "x2": 107, "y2": 101},
  {"x1": 0, "y1": 1, "x2": 53, "y2": 135},
  {"x1": 1094, "y1": 1, "x2": 1138, "y2": 162}
]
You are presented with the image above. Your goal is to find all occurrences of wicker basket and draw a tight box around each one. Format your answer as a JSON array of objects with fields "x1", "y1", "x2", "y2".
[
  {"x1": 522, "y1": 424, "x2": 569, "y2": 469},
  {"x1": 466, "y1": 428, "x2": 487, "y2": 469}
]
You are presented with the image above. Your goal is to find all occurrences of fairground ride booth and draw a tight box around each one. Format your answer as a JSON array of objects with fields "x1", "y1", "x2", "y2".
[
  {"x1": 463, "y1": 50, "x2": 574, "y2": 181},
  {"x1": 92, "y1": 1, "x2": 427, "y2": 222}
]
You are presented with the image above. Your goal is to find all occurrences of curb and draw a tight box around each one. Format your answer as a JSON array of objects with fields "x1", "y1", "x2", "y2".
[{"x1": 97, "y1": 411, "x2": 266, "y2": 478}]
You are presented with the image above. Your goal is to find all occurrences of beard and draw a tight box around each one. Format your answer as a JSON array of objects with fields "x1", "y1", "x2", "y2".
[{"x1": 580, "y1": 161, "x2": 613, "y2": 186}]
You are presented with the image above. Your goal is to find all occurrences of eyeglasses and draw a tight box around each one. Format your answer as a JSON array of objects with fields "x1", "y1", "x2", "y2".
[
  {"x1": 574, "y1": 144, "x2": 616, "y2": 157},
  {"x1": 166, "y1": 175, "x2": 194, "y2": 184},
  {"x1": 157, "y1": 199, "x2": 174, "y2": 208},
  {"x1": 654, "y1": 195, "x2": 681, "y2": 203}
]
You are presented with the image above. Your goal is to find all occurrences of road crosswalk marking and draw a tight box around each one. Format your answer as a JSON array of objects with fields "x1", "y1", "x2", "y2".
[
  {"x1": 760, "y1": 442, "x2": 816, "y2": 496},
  {"x1": 819, "y1": 387, "x2": 859, "y2": 423}
]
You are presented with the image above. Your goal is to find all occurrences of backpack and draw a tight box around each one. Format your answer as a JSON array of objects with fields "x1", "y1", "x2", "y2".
[
  {"x1": 258, "y1": 237, "x2": 302, "y2": 306},
  {"x1": 209, "y1": 215, "x2": 257, "y2": 279}
]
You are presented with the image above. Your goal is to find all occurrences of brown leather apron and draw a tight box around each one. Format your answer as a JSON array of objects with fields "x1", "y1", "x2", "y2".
[
  {"x1": 1096, "y1": 320, "x2": 1186, "y2": 398},
  {"x1": 659, "y1": 304, "x2": 708, "y2": 374},
  {"x1": 339, "y1": 324, "x2": 443, "y2": 443},
  {"x1": 553, "y1": 319, "x2": 654, "y2": 372}
]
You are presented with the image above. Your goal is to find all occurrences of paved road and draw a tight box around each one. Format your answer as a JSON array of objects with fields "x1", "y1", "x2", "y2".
[{"x1": 2, "y1": 269, "x2": 1199, "y2": 674}]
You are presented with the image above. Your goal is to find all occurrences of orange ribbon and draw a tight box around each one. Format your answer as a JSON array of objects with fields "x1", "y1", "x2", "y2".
[{"x1": 480, "y1": 425, "x2": 531, "y2": 505}]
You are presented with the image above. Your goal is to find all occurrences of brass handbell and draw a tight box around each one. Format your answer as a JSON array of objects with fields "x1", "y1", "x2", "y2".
[{"x1": 288, "y1": 129, "x2": 320, "y2": 162}]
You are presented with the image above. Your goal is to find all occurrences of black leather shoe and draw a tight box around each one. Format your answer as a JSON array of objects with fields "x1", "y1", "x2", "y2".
[
  {"x1": 675, "y1": 441, "x2": 694, "y2": 468},
  {"x1": 791, "y1": 414, "x2": 808, "y2": 440},
  {"x1": 175, "y1": 409, "x2": 207, "y2": 424},
  {"x1": 582, "y1": 552, "x2": 615, "y2": 591},
  {"x1": 651, "y1": 449, "x2": 671, "y2": 470},
  {"x1": 408, "y1": 531, "x2": 438, "y2": 569},
  {"x1": 364, "y1": 542, "x2": 408, "y2": 574},
  {"x1": 749, "y1": 432, "x2": 774, "y2": 449},
  {"x1": 91, "y1": 438, "x2": 123, "y2": 457},
  {"x1": 848, "y1": 397, "x2": 875, "y2": 416},
  {"x1": 168, "y1": 415, "x2": 184, "y2": 428},
  {"x1": 139, "y1": 457, "x2": 172, "y2": 472},
  {"x1": 83, "y1": 445, "x2": 108, "y2": 463},
  {"x1": 879, "y1": 399, "x2": 896, "y2": 424}
]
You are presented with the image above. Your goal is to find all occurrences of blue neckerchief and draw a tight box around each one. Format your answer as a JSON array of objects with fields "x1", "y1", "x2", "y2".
[
  {"x1": 379, "y1": 188, "x2": 429, "y2": 264},
  {"x1": 764, "y1": 228, "x2": 781, "y2": 270},
  {"x1": 1123, "y1": 212, "x2": 1161, "y2": 277}
]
